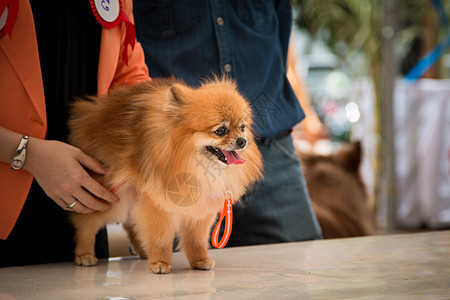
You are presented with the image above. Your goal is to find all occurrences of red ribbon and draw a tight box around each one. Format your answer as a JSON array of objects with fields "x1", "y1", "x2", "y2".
[
  {"x1": 0, "y1": 0, "x2": 19, "y2": 39},
  {"x1": 89, "y1": 0, "x2": 135, "y2": 66}
]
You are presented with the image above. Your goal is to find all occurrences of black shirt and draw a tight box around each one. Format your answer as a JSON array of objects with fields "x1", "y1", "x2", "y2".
[{"x1": 32, "y1": 0, "x2": 101, "y2": 141}]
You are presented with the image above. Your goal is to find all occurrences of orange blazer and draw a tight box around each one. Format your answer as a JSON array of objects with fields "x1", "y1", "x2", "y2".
[{"x1": 0, "y1": 0, "x2": 150, "y2": 239}]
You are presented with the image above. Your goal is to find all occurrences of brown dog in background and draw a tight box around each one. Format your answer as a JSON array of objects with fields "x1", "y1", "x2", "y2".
[
  {"x1": 297, "y1": 142, "x2": 376, "y2": 238},
  {"x1": 68, "y1": 78, "x2": 262, "y2": 273}
]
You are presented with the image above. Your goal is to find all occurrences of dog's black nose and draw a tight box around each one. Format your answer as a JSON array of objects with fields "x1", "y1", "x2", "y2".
[{"x1": 236, "y1": 137, "x2": 247, "y2": 149}]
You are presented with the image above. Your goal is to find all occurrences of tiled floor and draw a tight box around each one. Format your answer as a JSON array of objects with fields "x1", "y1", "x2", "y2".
[{"x1": 0, "y1": 231, "x2": 449, "y2": 299}]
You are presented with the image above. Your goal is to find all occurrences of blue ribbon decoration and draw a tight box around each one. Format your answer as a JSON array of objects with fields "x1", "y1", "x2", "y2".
[
  {"x1": 404, "y1": 0, "x2": 450, "y2": 84},
  {"x1": 404, "y1": 34, "x2": 450, "y2": 84}
]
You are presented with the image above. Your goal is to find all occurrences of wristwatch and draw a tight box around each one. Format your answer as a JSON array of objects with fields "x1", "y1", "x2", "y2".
[{"x1": 11, "y1": 135, "x2": 29, "y2": 170}]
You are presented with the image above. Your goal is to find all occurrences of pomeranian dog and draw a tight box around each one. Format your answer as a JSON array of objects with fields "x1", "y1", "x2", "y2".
[
  {"x1": 297, "y1": 142, "x2": 376, "y2": 238},
  {"x1": 68, "y1": 78, "x2": 263, "y2": 274}
]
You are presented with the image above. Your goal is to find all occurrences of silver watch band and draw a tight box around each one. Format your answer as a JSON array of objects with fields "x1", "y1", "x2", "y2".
[{"x1": 11, "y1": 135, "x2": 29, "y2": 170}]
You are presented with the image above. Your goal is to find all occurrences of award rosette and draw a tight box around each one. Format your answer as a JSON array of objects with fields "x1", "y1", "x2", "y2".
[
  {"x1": 90, "y1": 0, "x2": 136, "y2": 65},
  {"x1": 0, "y1": 0, "x2": 19, "y2": 39}
]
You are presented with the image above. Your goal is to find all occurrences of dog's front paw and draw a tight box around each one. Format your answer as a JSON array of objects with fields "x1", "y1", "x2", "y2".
[
  {"x1": 75, "y1": 254, "x2": 98, "y2": 267},
  {"x1": 150, "y1": 261, "x2": 172, "y2": 274},
  {"x1": 191, "y1": 258, "x2": 215, "y2": 271}
]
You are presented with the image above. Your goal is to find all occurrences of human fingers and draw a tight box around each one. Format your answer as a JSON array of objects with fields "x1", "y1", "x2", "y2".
[
  {"x1": 74, "y1": 150, "x2": 120, "y2": 204},
  {"x1": 55, "y1": 196, "x2": 94, "y2": 214},
  {"x1": 75, "y1": 148, "x2": 108, "y2": 175},
  {"x1": 23, "y1": 139, "x2": 116, "y2": 211},
  {"x1": 79, "y1": 172, "x2": 120, "y2": 204},
  {"x1": 73, "y1": 188, "x2": 112, "y2": 212}
]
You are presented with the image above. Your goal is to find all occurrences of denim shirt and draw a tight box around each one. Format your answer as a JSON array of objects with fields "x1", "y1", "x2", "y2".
[{"x1": 133, "y1": 0, "x2": 305, "y2": 139}]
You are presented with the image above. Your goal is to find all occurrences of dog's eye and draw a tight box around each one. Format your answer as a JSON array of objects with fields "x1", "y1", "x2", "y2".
[
  {"x1": 240, "y1": 124, "x2": 246, "y2": 132},
  {"x1": 214, "y1": 126, "x2": 228, "y2": 137}
]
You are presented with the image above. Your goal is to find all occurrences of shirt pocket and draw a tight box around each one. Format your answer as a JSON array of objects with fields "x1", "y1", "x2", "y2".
[
  {"x1": 134, "y1": 0, "x2": 198, "y2": 40},
  {"x1": 234, "y1": 0, "x2": 275, "y2": 32}
]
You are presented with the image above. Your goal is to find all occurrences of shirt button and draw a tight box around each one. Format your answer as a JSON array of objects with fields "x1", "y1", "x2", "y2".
[
  {"x1": 224, "y1": 64, "x2": 232, "y2": 73},
  {"x1": 217, "y1": 17, "x2": 224, "y2": 26}
]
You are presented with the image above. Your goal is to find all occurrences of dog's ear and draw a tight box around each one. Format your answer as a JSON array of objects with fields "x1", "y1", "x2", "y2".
[
  {"x1": 164, "y1": 83, "x2": 191, "y2": 117},
  {"x1": 334, "y1": 141, "x2": 362, "y2": 174},
  {"x1": 167, "y1": 84, "x2": 189, "y2": 106}
]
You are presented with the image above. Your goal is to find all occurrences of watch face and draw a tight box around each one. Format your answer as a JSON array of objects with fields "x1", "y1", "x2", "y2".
[{"x1": 11, "y1": 159, "x2": 23, "y2": 170}]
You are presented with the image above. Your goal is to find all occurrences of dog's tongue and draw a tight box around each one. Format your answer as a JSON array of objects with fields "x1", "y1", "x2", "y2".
[{"x1": 221, "y1": 150, "x2": 247, "y2": 165}]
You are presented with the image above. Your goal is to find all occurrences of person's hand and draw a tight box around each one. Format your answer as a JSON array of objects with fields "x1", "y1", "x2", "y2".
[
  {"x1": 24, "y1": 138, "x2": 119, "y2": 213},
  {"x1": 292, "y1": 119, "x2": 329, "y2": 144}
]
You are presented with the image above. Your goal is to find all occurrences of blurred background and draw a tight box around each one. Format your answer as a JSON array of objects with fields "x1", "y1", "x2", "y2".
[{"x1": 290, "y1": 0, "x2": 450, "y2": 235}]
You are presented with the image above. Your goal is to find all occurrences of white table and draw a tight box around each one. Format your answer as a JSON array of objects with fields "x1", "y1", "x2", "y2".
[{"x1": 0, "y1": 231, "x2": 449, "y2": 299}]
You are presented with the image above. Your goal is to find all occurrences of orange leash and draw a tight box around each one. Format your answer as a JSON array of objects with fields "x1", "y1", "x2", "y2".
[{"x1": 211, "y1": 194, "x2": 233, "y2": 249}]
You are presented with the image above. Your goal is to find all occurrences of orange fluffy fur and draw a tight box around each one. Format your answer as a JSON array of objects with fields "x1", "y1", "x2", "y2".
[{"x1": 68, "y1": 78, "x2": 263, "y2": 273}]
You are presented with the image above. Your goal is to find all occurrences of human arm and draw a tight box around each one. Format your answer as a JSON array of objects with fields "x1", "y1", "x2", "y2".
[
  {"x1": 0, "y1": 126, "x2": 119, "y2": 214},
  {"x1": 97, "y1": 0, "x2": 150, "y2": 96},
  {"x1": 287, "y1": 39, "x2": 329, "y2": 142}
]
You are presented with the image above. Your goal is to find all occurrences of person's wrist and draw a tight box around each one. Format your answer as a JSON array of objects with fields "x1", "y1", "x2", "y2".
[
  {"x1": 22, "y1": 136, "x2": 41, "y2": 175},
  {"x1": 11, "y1": 134, "x2": 29, "y2": 170}
]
